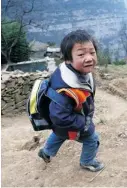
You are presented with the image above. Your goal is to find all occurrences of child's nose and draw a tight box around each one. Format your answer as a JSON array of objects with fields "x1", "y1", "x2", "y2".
[{"x1": 84, "y1": 54, "x2": 93, "y2": 62}]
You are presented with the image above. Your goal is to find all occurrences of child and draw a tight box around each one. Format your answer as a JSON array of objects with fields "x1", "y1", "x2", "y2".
[{"x1": 38, "y1": 29, "x2": 104, "y2": 172}]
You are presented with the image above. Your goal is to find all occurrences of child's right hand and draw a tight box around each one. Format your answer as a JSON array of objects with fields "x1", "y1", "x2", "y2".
[{"x1": 84, "y1": 116, "x2": 92, "y2": 131}]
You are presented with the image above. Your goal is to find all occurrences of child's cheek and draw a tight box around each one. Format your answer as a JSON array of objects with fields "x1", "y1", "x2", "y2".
[{"x1": 75, "y1": 63, "x2": 82, "y2": 70}]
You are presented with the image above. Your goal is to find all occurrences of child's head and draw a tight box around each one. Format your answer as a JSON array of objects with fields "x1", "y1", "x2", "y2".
[{"x1": 60, "y1": 29, "x2": 97, "y2": 74}]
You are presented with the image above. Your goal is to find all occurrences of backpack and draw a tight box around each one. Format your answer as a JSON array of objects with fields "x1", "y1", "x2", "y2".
[{"x1": 27, "y1": 79, "x2": 72, "y2": 131}]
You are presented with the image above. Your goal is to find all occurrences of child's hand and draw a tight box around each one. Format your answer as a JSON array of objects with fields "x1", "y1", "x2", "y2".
[
  {"x1": 84, "y1": 116, "x2": 92, "y2": 131},
  {"x1": 77, "y1": 116, "x2": 92, "y2": 140}
]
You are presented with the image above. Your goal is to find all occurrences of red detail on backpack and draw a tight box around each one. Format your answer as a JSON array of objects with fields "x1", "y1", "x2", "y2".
[{"x1": 68, "y1": 131, "x2": 78, "y2": 140}]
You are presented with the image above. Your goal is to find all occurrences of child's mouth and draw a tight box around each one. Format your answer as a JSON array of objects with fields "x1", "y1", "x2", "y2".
[{"x1": 84, "y1": 65, "x2": 93, "y2": 67}]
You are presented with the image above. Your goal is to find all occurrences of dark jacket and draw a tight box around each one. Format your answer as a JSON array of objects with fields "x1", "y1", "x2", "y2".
[{"x1": 49, "y1": 62, "x2": 95, "y2": 139}]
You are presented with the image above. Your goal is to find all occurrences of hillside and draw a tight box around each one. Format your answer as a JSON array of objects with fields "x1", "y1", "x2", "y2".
[{"x1": 2, "y1": 0, "x2": 127, "y2": 58}]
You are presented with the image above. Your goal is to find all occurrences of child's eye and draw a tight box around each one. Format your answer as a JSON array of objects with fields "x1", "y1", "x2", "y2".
[
  {"x1": 78, "y1": 54, "x2": 84, "y2": 56},
  {"x1": 91, "y1": 52, "x2": 96, "y2": 55}
]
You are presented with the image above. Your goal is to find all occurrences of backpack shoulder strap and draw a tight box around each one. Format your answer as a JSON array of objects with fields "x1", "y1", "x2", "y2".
[
  {"x1": 29, "y1": 79, "x2": 42, "y2": 114},
  {"x1": 57, "y1": 88, "x2": 91, "y2": 111},
  {"x1": 46, "y1": 87, "x2": 73, "y2": 111}
]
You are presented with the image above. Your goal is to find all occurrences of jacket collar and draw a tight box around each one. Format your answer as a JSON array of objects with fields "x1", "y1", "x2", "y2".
[{"x1": 59, "y1": 62, "x2": 94, "y2": 93}]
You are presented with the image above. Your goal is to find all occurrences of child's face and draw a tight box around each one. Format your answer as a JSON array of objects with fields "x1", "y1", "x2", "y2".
[{"x1": 70, "y1": 42, "x2": 97, "y2": 74}]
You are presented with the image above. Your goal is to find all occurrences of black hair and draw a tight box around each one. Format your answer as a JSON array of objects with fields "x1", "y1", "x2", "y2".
[{"x1": 60, "y1": 29, "x2": 97, "y2": 61}]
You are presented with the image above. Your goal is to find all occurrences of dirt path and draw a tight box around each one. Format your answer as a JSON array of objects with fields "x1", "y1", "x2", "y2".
[{"x1": 1, "y1": 88, "x2": 127, "y2": 187}]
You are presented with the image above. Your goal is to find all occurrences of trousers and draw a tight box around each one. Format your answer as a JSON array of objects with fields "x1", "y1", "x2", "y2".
[{"x1": 42, "y1": 131, "x2": 99, "y2": 165}]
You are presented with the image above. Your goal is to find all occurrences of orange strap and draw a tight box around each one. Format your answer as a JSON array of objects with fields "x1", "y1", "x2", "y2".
[{"x1": 57, "y1": 88, "x2": 90, "y2": 111}]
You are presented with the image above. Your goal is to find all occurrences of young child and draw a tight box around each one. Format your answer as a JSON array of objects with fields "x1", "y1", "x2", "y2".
[{"x1": 38, "y1": 29, "x2": 104, "y2": 172}]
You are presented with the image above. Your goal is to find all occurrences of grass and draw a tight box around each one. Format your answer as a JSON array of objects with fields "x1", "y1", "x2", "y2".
[{"x1": 99, "y1": 64, "x2": 127, "y2": 77}]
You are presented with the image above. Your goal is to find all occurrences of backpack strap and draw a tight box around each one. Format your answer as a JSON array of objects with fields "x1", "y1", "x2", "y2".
[
  {"x1": 29, "y1": 79, "x2": 42, "y2": 114},
  {"x1": 32, "y1": 79, "x2": 73, "y2": 114},
  {"x1": 46, "y1": 87, "x2": 73, "y2": 111}
]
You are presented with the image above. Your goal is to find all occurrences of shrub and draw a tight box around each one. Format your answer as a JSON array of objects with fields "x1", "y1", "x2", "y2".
[
  {"x1": 113, "y1": 60, "x2": 126, "y2": 65},
  {"x1": 47, "y1": 42, "x2": 56, "y2": 46}
]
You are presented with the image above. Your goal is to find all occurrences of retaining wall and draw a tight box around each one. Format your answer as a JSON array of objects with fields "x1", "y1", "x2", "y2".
[{"x1": 1, "y1": 70, "x2": 50, "y2": 115}]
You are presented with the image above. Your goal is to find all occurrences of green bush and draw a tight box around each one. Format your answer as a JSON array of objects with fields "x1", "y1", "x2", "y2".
[
  {"x1": 113, "y1": 60, "x2": 126, "y2": 65},
  {"x1": 1, "y1": 19, "x2": 30, "y2": 64}
]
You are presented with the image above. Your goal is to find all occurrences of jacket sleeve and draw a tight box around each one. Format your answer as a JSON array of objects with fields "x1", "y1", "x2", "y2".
[{"x1": 49, "y1": 96, "x2": 87, "y2": 131}]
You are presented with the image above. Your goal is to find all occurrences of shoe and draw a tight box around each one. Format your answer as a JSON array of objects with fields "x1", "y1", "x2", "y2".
[
  {"x1": 38, "y1": 149, "x2": 50, "y2": 163},
  {"x1": 80, "y1": 159, "x2": 104, "y2": 172}
]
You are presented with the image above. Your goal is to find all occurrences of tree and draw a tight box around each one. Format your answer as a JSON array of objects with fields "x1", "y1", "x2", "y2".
[
  {"x1": 1, "y1": 19, "x2": 30, "y2": 64},
  {"x1": 119, "y1": 22, "x2": 127, "y2": 56},
  {"x1": 97, "y1": 42, "x2": 112, "y2": 67},
  {"x1": 97, "y1": 51, "x2": 110, "y2": 68},
  {"x1": 1, "y1": 0, "x2": 35, "y2": 64}
]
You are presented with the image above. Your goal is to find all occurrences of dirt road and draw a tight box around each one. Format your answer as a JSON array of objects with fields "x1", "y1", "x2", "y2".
[{"x1": 1, "y1": 88, "x2": 127, "y2": 187}]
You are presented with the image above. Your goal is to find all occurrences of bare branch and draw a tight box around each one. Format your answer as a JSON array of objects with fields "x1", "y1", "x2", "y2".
[
  {"x1": 4, "y1": 0, "x2": 12, "y2": 12},
  {"x1": 1, "y1": 49, "x2": 7, "y2": 59},
  {"x1": 23, "y1": 0, "x2": 35, "y2": 14},
  {"x1": 119, "y1": 22, "x2": 127, "y2": 54},
  {"x1": 1, "y1": 29, "x2": 8, "y2": 50}
]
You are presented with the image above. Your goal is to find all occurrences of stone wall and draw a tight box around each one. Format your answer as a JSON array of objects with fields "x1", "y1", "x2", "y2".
[{"x1": 1, "y1": 70, "x2": 50, "y2": 116}]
